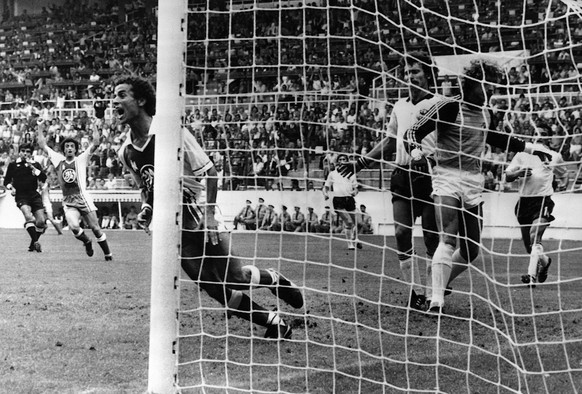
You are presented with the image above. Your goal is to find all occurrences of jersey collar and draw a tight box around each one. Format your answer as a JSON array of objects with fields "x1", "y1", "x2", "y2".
[{"x1": 408, "y1": 92, "x2": 434, "y2": 105}]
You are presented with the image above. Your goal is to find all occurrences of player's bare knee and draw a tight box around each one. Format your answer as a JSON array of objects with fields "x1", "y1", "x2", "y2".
[{"x1": 394, "y1": 225, "x2": 413, "y2": 245}]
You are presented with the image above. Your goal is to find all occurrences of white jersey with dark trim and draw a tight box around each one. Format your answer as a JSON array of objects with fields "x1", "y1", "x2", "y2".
[
  {"x1": 386, "y1": 94, "x2": 441, "y2": 166},
  {"x1": 324, "y1": 170, "x2": 357, "y2": 197},
  {"x1": 46, "y1": 147, "x2": 92, "y2": 200},
  {"x1": 506, "y1": 151, "x2": 565, "y2": 197}
]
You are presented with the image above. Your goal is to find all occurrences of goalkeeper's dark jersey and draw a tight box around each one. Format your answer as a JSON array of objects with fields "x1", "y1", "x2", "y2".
[
  {"x1": 4, "y1": 158, "x2": 46, "y2": 198},
  {"x1": 118, "y1": 134, "x2": 155, "y2": 207}
]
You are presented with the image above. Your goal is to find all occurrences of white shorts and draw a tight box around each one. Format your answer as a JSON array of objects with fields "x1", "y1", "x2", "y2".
[{"x1": 431, "y1": 166, "x2": 484, "y2": 209}]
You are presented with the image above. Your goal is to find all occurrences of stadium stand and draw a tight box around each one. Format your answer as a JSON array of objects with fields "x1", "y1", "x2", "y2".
[{"x1": 0, "y1": 0, "x2": 579, "y2": 192}]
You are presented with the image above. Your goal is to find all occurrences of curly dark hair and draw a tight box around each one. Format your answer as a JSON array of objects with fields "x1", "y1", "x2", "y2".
[
  {"x1": 463, "y1": 60, "x2": 503, "y2": 87},
  {"x1": 114, "y1": 75, "x2": 157, "y2": 117},
  {"x1": 60, "y1": 137, "x2": 80, "y2": 154}
]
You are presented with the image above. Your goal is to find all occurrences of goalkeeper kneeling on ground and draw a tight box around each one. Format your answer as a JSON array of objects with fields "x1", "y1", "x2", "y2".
[{"x1": 115, "y1": 75, "x2": 303, "y2": 339}]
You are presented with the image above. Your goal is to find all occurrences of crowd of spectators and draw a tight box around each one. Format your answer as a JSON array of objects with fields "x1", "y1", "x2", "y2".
[{"x1": 0, "y1": 0, "x2": 579, "y2": 195}]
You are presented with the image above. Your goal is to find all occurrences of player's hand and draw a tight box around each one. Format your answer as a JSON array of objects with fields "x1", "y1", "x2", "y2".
[
  {"x1": 521, "y1": 167, "x2": 532, "y2": 178},
  {"x1": 409, "y1": 149, "x2": 430, "y2": 174},
  {"x1": 137, "y1": 205, "x2": 152, "y2": 234},
  {"x1": 203, "y1": 215, "x2": 220, "y2": 245}
]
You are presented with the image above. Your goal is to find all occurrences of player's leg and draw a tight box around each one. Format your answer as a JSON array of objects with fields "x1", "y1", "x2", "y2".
[
  {"x1": 84, "y1": 211, "x2": 113, "y2": 261},
  {"x1": 421, "y1": 201, "x2": 439, "y2": 304},
  {"x1": 66, "y1": 208, "x2": 94, "y2": 257},
  {"x1": 447, "y1": 204, "x2": 483, "y2": 287},
  {"x1": 336, "y1": 209, "x2": 356, "y2": 249},
  {"x1": 527, "y1": 217, "x2": 551, "y2": 283},
  {"x1": 429, "y1": 195, "x2": 460, "y2": 311},
  {"x1": 19, "y1": 203, "x2": 40, "y2": 251},
  {"x1": 31, "y1": 194, "x2": 48, "y2": 245},
  {"x1": 393, "y1": 199, "x2": 424, "y2": 309},
  {"x1": 181, "y1": 234, "x2": 298, "y2": 338},
  {"x1": 515, "y1": 198, "x2": 533, "y2": 253},
  {"x1": 522, "y1": 197, "x2": 554, "y2": 284},
  {"x1": 45, "y1": 206, "x2": 63, "y2": 235}
]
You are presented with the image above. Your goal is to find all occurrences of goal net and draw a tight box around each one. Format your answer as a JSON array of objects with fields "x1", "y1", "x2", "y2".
[{"x1": 151, "y1": 0, "x2": 582, "y2": 392}]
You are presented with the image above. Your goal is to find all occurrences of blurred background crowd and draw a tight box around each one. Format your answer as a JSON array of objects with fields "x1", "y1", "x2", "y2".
[{"x1": 0, "y1": 0, "x2": 580, "y2": 195}]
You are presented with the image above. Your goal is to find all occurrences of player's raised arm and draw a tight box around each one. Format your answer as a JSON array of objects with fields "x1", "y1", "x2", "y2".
[{"x1": 35, "y1": 127, "x2": 49, "y2": 151}]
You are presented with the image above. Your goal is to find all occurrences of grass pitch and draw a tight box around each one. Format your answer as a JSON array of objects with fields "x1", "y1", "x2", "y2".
[{"x1": 0, "y1": 229, "x2": 580, "y2": 394}]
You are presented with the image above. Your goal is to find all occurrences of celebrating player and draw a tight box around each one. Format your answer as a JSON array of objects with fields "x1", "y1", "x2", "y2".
[
  {"x1": 338, "y1": 51, "x2": 440, "y2": 309},
  {"x1": 113, "y1": 75, "x2": 303, "y2": 339},
  {"x1": 3, "y1": 143, "x2": 47, "y2": 252},
  {"x1": 505, "y1": 146, "x2": 566, "y2": 286},
  {"x1": 36, "y1": 128, "x2": 113, "y2": 261},
  {"x1": 323, "y1": 154, "x2": 361, "y2": 250},
  {"x1": 403, "y1": 60, "x2": 553, "y2": 313}
]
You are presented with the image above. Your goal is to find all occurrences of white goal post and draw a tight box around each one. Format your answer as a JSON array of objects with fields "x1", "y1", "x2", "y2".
[
  {"x1": 149, "y1": 0, "x2": 582, "y2": 393},
  {"x1": 148, "y1": 1, "x2": 185, "y2": 393}
]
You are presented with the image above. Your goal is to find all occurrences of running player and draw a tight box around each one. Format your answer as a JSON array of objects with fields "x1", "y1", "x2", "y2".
[
  {"x1": 505, "y1": 146, "x2": 567, "y2": 286},
  {"x1": 36, "y1": 128, "x2": 113, "y2": 261},
  {"x1": 4, "y1": 143, "x2": 47, "y2": 252},
  {"x1": 323, "y1": 154, "x2": 361, "y2": 250}
]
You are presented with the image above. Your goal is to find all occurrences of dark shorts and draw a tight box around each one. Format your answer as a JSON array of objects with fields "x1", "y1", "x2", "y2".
[
  {"x1": 390, "y1": 167, "x2": 433, "y2": 217},
  {"x1": 332, "y1": 196, "x2": 356, "y2": 212},
  {"x1": 16, "y1": 193, "x2": 45, "y2": 213},
  {"x1": 515, "y1": 196, "x2": 555, "y2": 225}
]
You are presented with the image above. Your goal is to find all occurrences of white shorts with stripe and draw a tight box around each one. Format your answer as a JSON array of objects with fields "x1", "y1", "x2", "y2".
[{"x1": 431, "y1": 166, "x2": 484, "y2": 209}]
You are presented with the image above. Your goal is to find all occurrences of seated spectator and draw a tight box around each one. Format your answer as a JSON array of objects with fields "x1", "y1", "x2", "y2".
[
  {"x1": 232, "y1": 199, "x2": 256, "y2": 230},
  {"x1": 101, "y1": 208, "x2": 120, "y2": 230},
  {"x1": 279, "y1": 205, "x2": 291, "y2": 231},
  {"x1": 259, "y1": 204, "x2": 279, "y2": 231},
  {"x1": 103, "y1": 173, "x2": 117, "y2": 189},
  {"x1": 124, "y1": 205, "x2": 139, "y2": 230},
  {"x1": 254, "y1": 197, "x2": 268, "y2": 228},
  {"x1": 287, "y1": 206, "x2": 305, "y2": 232},
  {"x1": 305, "y1": 207, "x2": 319, "y2": 232},
  {"x1": 357, "y1": 204, "x2": 373, "y2": 234}
]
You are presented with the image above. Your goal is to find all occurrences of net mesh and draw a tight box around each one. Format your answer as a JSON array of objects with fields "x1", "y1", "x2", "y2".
[{"x1": 169, "y1": 0, "x2": 582, "y2": 392}]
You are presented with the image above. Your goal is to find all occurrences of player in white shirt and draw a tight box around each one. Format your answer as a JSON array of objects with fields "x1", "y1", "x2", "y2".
[
  {"x1": 505, "y1": 148, "x2": 567, "y2": 286},
  {"x1": 338, "y1": 51, "x2": 441, "y2": 310},
  {"x1": 323, "y1": 154, "x2": 360, "y2": 250}
]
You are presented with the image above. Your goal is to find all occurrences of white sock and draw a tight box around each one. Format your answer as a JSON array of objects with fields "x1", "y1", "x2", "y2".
[
  {"x1": 431, "y1": 243, "x2": 454, "y2": 307},
  {"x1": 528, "y1": 243, "x2": 545, "y2": 276},
  {"x1": 448, "y1": 249, "x2": 469, "y2": 286},
  {"x1": 425, "y1": 254, "x2": 433, "y2": 301}
]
